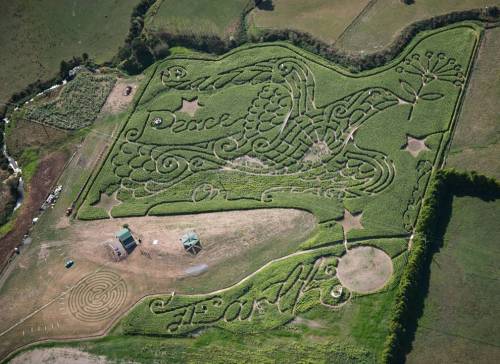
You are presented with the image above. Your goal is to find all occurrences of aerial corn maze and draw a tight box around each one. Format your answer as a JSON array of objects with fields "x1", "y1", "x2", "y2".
[{"x1": 73, "y1": 23, "x2": 479, "y2": 338}]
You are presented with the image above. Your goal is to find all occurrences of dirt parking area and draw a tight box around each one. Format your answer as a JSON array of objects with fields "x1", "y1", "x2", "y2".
[
  {"x1": 0, "y1": 209, "x2": 316, "y2": 361},
  {"x1": 69, "y1": 209, "x2": 316, "y2": 280},
  {"x1": 101, "y1": 77, "x2": 141, "y2": 114},
  {"x1": 0, "y1": 150, "x2": 69, "y2": 270}
]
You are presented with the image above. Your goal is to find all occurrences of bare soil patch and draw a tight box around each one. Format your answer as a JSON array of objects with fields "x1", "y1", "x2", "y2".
[
  {"x1": 337, "y1": 209, "x2": 363, "y2": 234},
  {"x1": 0, "y1": 209, "x2": 315, "y2": 360},
  {"x1": 68, "y1": 209, "x2": 316, "y2": 280},
  {"x1": 179, "y1": 98, "x2": 201, "y2": 117},
  {"x1": 404, "y1": 136, "x2": 429, "y2": 157},
  {"x1": 101, "y1": 77, "x2": 140, "y2": 114},
  {"x1": 93, "y1": 192, "x2": 121, "y2": 216},
  {"x1": 337, "y1": 246, "x2": 392, "y2": 293},
  {"x1": 303, "y1": 141, "x2": 331, "y2": 163},
  {"x1": 10, "y1": 348, "x2": 108, "y2": 364}
]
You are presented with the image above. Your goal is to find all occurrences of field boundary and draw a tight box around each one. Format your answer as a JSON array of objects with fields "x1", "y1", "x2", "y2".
[
  {"x1": 333, "y1": 0, "x2": 379, "y2": 46},
  {"x1": 381, "y1": 170, "x2": 500, "y2": 363}
]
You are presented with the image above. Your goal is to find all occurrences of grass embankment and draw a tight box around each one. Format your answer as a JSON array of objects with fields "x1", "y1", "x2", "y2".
[{"x1": 447, "y1": 26, "x2": 500, "y2": 179}]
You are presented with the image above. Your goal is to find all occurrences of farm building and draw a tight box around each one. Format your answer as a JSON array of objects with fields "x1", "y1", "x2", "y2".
[
  {"x1": 116, "y1": 228, "x2": 137, "y2": 253},
  {"x1": 180, "y1": 231, "x2": 201, "y2": 254}
]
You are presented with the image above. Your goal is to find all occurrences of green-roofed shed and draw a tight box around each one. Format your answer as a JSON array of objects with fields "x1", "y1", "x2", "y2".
[
  {"x1": 116, "y1": 228, "x2": 132, "y2": 242},
  {"x1": 180, "y1": 231, "x2": 201, "y2": 254},
  {"x1": 116, "y1": 228, "x2": 136, "y2": 253}
]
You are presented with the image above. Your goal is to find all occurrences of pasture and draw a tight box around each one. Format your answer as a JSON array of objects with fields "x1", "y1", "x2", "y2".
[
  {"x1": 0, "y1": 22, "x2": 483, "y2": 362},
  {"x1": 407, "y1": 196, "x2": 500, "y2": 363},
  {"x1": 0, "y1": 0, "x2": 139, "y2": 104},
  {"x1": 336, "y1": 0, "x2": 499, "y2": 52},
  {"x1": 248, "y1": 0, "x2": 371, "y2": 44},
  {"x1": 447, "y1": 27, "x2": 500, "y2": 180},
  {"x1": 145, "y1": 0, "x2": 251, "y2": 39}
]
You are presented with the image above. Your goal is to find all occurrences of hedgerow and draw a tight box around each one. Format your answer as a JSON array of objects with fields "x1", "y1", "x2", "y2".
[{"x1": 381, "y1": 169, "x2": 500, "y2": 363}]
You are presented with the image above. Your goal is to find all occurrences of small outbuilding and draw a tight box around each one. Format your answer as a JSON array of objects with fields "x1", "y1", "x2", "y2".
[
  {"x1": 180, "y1": 231, "x2": 202, "y2": 254},
  {"x1": 106, "y1": 240, "x2": 127, "y2": 261},
  {"x1": 116, "y1": 228, "x2": 137, "y2": 253}
]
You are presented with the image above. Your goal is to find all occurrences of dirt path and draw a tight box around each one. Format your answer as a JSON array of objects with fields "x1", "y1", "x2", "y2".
[
  {"x1": 0, "y1": 209, "x2": 316, "y2": 361},
  {"x1": 10, "y1": 348, "x2": 108, "y2": 364},
  {"x1": 0, "y1": 150, "x2": 69, "y2": 270}
]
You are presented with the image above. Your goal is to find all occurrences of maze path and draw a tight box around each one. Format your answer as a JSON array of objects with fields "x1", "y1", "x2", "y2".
[
  {"x1": 68, "y1": 271, "x2": 127, "y2": 322},
  {"x1": 80, "y1": 26, "x2": 475, "y2": 231}
]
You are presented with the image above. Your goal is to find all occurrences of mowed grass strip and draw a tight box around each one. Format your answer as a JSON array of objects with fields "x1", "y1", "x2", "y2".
[
  {"x1": 248, "y1": 0, "x2": 371, "y2": 43},
  {"x1": 407, "y1": 196, "x2": 500, "y2": 363},
  {"x1": 447, "y1": 27, "x2": 500, "y2": 180},
  {"x1": 145, "y1": 0, "x2": 250, "y2": 38},
  {"x1": 336, "y1": 0, "x2": 499, "y2": 52},
  {"x1": 0, "y1": 0, "x2": 139, "y2": 103}
]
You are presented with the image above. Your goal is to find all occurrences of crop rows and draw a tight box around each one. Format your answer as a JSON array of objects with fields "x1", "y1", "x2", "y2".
[{"x1": 77, "y1": 25, "x2": 476, "y2": 236}]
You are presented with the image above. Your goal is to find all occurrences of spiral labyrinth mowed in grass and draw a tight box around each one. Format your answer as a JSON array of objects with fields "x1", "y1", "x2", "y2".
[{"x1": 68, "y1": 271, "x2": 128, "y2": 322}]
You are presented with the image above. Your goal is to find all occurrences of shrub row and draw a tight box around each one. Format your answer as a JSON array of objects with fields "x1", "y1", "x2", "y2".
[
  {"x1": 116, "y1": 0, "x2": 170, "y2": 74},
  {"x1": 251, "y1": 7, "x2": 498, "y2": 73},
  {"x1": 381, "y1": 169, "x2": 500, "y2": 363}
]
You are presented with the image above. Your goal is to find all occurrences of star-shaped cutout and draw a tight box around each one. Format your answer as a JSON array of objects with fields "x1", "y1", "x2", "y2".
[
  {"x1": 338, "y1": 209, "x2": 364, "y2": 234},
  {"x1": 180, "y1": 98, "x2": 201, "y2": 117},
  {"x1": 404, "y1": 135, "x2": 429, "y2": 157}
]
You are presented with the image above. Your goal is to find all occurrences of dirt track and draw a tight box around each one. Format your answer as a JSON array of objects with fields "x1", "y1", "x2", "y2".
[
  {"x1": 0, "y1": 150, "x2": 69, "y2": 270},
  {"x1": 0, "y1": 209, "x2": 316, "y2": 361},
  {"x1": 10, "y1": 348, "x2": 108, "y2": 364}
]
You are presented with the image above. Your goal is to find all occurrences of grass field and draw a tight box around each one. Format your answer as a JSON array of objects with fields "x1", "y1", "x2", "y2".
[
  {"x1": 145, "y1": 0, "x2": 251, "y2": 38},
  {"x1": 0, "y1": 0, "x2": 138, "y2": 104},
  {"x1": 336, "y1": 0, "x2": 499, "y2": 52},
  {"x1": 248, "y1": 0, "x2": 371, "y2": 44},
  {"x1": 406, "y1": 196, "x2": 500, "y2": 363},
  {"x1": 446, "y1": 27, "x2": 500, "y2": 180}
]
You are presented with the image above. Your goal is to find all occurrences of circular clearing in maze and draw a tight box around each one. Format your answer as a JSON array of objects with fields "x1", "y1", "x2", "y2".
[
  {"x1": 68, "y1": 270, "x2": 127, "y2": 322},
  {"x1": 337, "y1": 246, "x2": 393, "y2": 294}
]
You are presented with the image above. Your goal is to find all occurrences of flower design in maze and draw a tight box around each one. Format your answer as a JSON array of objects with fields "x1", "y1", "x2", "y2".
[
  {"x1": 143, "y1": 256, "x2": 348, "y2": 335},
  {"x1": 395, "y1": 51, "x2": 465, "y2": 120},
  {"x1": 110, "y1": 54, "x2": 457, "y2": 202},
  {"x1": 68, "y1": 271, "x2": 127, "y2": 322}
]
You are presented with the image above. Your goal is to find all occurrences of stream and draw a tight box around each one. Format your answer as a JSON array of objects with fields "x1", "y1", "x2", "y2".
[{"x1": 2, "y1": 119, "x2": 24, "y2": 210}]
